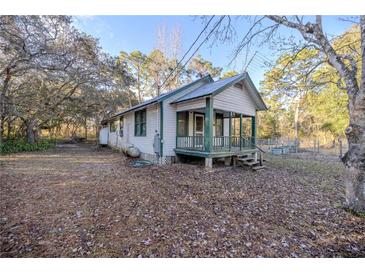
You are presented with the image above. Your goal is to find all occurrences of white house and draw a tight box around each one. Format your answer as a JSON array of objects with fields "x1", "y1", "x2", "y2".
[{"x1": 100, "y1": 72, "x2": 267, "y2": 167}]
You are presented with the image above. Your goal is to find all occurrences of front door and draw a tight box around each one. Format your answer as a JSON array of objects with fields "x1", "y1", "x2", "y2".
[{"x1": 194, "y1": 113, "x2": 204, "y2": 147}]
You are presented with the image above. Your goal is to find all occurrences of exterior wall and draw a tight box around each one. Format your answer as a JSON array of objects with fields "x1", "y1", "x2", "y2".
[
  {"x1": 176, "y1": 98, "x2": 205, "y2": 112},
  {"x1": 213, "y1": 85, "x2": 256, "y2": 116},
  {"x1": 107, "y1": 79, "x2": 259, "y2": 161},
  {"x1": 108, "y1": 104, "x2": 160, "y2": 161},
  {"x1": 162, "y1": 81, "x2": 208, "y2": 157}
]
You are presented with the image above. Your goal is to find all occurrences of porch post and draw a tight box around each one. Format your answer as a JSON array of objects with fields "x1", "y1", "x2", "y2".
[
  {"x1": 228, "y1": 112, "x2": 232, "y2": 150},
  {"x1": 204, "y1": 96, "x2": 213, "y2": 153},
  {"x1": 251, "y1": 115, "x2": 256, "y2": 147},
  {"x1": 239, "y1": 113, "x2": 243, "y2": 150}
]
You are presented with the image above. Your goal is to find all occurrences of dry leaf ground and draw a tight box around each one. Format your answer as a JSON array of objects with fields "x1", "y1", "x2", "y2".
[{"x1": 0, "y1": 144, "x2": 364, "y2": 257}]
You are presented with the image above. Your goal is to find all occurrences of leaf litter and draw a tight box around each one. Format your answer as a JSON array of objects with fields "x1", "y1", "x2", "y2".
[{"x1": 0, "y1": 144, "x2": 364, "y2": 257}]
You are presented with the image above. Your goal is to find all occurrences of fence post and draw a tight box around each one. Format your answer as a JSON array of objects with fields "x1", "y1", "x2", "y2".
[
  {"x1": 313, "y1": 140, "x2": 316, "y2": 153},
  {"x1": 339, "y1": 139, "x2": 343, "y2": 158}
]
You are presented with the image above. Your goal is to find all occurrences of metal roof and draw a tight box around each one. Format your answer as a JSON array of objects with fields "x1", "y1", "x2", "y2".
[
  {"x1": 104, "y1": 75, "x2": 213, "y2": 122},
  {"x1": 171, "y1": 72, "x2": 267, "y2": 111},
  {"x1": 102, "y1": 72, "x2": 266, "y2": 123}
]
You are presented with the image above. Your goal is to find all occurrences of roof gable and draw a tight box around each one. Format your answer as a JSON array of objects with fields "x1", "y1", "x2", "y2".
[{"x1": 171, "y1": 72, "x2": 267, "y2": 111}]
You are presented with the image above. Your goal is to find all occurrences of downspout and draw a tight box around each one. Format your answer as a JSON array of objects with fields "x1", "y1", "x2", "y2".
[{"x1": 159, "y1": 101, "x2": 163, "y2": 158}]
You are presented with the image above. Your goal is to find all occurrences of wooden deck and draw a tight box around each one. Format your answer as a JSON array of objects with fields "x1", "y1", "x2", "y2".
[{"x1": 174, "y1": 147, "x2": 258, "y2": 158}]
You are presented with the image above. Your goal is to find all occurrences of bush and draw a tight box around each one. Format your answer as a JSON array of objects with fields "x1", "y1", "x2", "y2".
[{"x1": 0, "y1": 139, "x2": 55, "y2": 154}]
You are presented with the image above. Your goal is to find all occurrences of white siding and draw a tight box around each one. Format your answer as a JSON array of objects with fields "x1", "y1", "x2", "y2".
[
  {"x1": 108, "y1": 104, "x2": 160, "y2": 156},
  {"x1": 176, "y1": 98, "x2": 205, "y2": 112},
  {"x1": 213, "y1": 85, "x2": 256, "y2": 116},
  {"x1": 162, "y1": 81, "x2": 208, "y2": 157}
]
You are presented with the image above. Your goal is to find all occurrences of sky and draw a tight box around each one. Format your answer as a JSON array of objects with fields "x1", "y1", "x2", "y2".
[{"x1": 74, "y1": 16, "x2": 356, "y2": 87}]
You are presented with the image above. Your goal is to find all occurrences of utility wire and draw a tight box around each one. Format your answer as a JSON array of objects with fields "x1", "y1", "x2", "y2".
[
  {"x1": 157, "y1": 16, "x2": 216, "y2": 91},
  {"x1": 160, "y1": 15, "x2": 226, "y2": 89},
  {"x1": 244, "y1": 51, "x2": 257, "y2": 71}
]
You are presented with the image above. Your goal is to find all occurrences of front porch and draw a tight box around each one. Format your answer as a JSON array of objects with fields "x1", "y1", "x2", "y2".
[{"x1": 174, "y1": 97, "x2": 258, "y2": 167}]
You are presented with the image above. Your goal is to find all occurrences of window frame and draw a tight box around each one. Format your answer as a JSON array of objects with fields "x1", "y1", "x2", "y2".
[
  {"x1": 177, "y1": 111, "x2": 189, "y2": 137},
  {"x1": 215, "y1": 113, "x2": 224, "y2": 137},
  {"x1": 110, "y1": 119, "x2": 118, "y2": 133},
  {"x1": 119, "y1": 116, "x2": 124, "y2": 137},
  {"x1": 134, "y1": 109, "x2": 147, "y2": 137}
]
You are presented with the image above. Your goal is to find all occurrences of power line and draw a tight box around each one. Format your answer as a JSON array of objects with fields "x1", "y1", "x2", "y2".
[
  {"x1": 244, "y1": 51, "x2": 257, "y2": 71},
  {"x1": 157, "y1": 16, "x2": 215, "y2": 91},
  {"x1": 158, "y1": 16, "x2": 217, "y2": 90},
  {"x1": 160, "y1": 16, "x2": 226, "y2": 89},
  {"x1": 256, "y1": 52, "x2": 272, "y2": 63}
]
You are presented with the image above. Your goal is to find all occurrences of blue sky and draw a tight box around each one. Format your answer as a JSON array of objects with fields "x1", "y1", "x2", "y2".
[{"x1": 74, "y1": 16, "x2": 355, "y2": 87}]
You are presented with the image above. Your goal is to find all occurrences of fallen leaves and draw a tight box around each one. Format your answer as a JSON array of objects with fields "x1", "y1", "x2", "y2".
[{"x1": 0, "y1": 144, "x2": 364, "y2": 257}]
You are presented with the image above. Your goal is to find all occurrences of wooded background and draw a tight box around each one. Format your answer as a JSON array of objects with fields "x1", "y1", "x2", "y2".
[{"x1": 0, "y1": 16, "x2": 354, "y2": 147}]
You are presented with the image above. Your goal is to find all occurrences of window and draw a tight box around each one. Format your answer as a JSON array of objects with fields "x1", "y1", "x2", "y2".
[
  {"x1": 215, "y1": 113, "x2": 224, "y2": 136},
  {"x1": 119, "y1": 116, "x2": 124, "y2": 137},
  {"x1": 135, "y1": 109, "x2": 147, "y2": 136},
  {"x1": 110, "y1": 120, "x2": 118, "y2": 133},
  {"x1": 177, "y1": 112, "x2": 188, "y2": 137}
]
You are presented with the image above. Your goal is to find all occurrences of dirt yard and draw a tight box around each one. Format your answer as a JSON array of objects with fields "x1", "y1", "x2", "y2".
[{"x1": 0, "y1": 144, "x2": 364, "y2": 257}]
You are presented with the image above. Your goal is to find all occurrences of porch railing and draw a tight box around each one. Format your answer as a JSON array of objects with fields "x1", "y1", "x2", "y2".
[
  {"x1": 176, "y1": 136, "x2": 205, "y2": 151},
  {"x1": 176, "y1": 136, "x2": 256, "y2": 152}
]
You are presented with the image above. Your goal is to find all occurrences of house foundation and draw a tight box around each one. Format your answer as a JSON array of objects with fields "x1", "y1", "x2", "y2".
[{"x1": 205, "y1": 157, "x2": 213, "y2": 169}]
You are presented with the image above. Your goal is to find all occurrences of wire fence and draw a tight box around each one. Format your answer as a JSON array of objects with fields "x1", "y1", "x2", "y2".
[{"x1": 257, "y1": 137, "x2": 348, "y2": 158}]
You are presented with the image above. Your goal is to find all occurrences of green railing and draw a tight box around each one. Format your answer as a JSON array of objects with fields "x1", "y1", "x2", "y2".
[
  {"x1": 176, "y1": 136, "x2": 256, "y2": 152},
  {"x1": 176, "y1": 136, "x2": 205, "y2": 151}
]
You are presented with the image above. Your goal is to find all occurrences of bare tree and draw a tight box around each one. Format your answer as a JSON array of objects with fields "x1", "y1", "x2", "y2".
[{"x1": 213, "y1": 15, "x2": 364, "y2": 212}]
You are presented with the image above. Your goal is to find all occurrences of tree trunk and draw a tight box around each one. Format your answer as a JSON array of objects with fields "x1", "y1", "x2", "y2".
[
  {"x1": 26, "y1": 119, "x2": 37, "y2": 145},
  {"x1": 294, "y1": 99, "x2": 300, "y2": 141},
  {"x1": 137, "y1": 68, "x2": 143, "y2": 103},
  {"x1": 7, "y1": 119, "x2": 12, "y2": 139},
  {"x1": 84, "y1": 118, "x2": 88, "y2": 140},
  {"x1": 343, "y1": 90, "x2": 365, "y2": 212},
  {"x1": 341, "y1": 16, "x2": 365, "y2": 212}
]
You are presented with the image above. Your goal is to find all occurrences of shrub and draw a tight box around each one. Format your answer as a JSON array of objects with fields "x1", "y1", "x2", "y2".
[{"x1": 0, "y1": 139, "x2": 55, "y2": 154}]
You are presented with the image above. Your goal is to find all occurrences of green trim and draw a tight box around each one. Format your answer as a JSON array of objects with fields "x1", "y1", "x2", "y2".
[
  {"x1": 106, "y1": 75, "x2": 213, "y2": 122},
  {"x1": 176, "y1": 111, "x2": 189, "y2": 137},
  {"x1": 251, "y1": 115, "x2": 256, "y2": 146},
  {"x1": 160, "y1": 102, "x2": 163, "y2": 156},
  {"x1": 245, "y1": 73, "x2": 268, "y2": 111},
  {"x1": 174, "y1": 148, "x2": 258, "y2": 158},
  {"x1": 211, "y1": 75, "x2": 247, "y2": 97},
  {"x1": 170, "y1": 72, "x2": 268, "y2": 112},
  {"x1": 175, "y1": 111, "x2": 178, "y2": 149},
  {"x1": 215, "y1": 112, "x2": 224, "y2": 137},
  {"x1": 239, "y1": 113, "x2": 243, "y2": 150},
  {"x1": 193, "y1": 111, "x2": 205, "y2": 137},
  {"x1": 172, "y1": 74, "x2": 246, "y2": 105},
  {"x1": 204, "y1": 97, "x2": 213, "y2": 152},
  {"x1": 134, "y1": 109, "x2": 147, "y2": 136},
  {"x1": 193, "y1": 112, "x2": 205, "y2": 148},
  {"x1": 160, "y1": 75, "x2": 213, "y2": 103},
  {"x1": 228, "y1": 112, "x2": 232, "y2": 149}
]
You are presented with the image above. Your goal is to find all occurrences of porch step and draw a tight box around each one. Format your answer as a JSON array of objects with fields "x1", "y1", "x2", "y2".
[
  {"x1": 237, "y1": 157, "x2": 255, "y2": 162},
  {"x1": 252, "y1": 165, "x2": 266, "y2": 171},
  {"x1": 242, "y1": 160, "x2": 260, "y2": 166},
  {"x1": 236, "y1": 151, "x2": 267, "y2": 171}
]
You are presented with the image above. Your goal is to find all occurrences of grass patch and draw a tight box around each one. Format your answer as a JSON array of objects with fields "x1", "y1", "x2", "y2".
[
  {"x1": 343, "y1": 207, "x2": 365, "y2": 219},
  {"x1": 0, "y1": 138, "x2": 55, "y2": 154}
]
